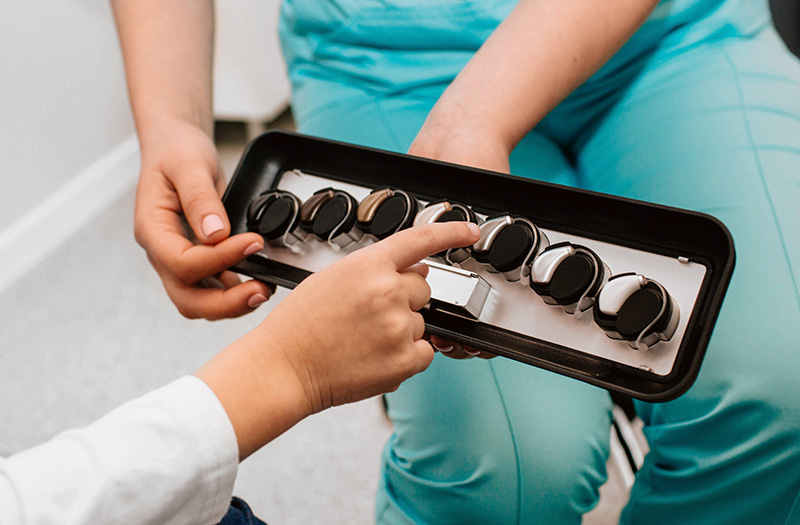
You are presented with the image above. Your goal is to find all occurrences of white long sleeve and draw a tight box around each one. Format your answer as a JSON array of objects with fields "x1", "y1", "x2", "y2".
[{"x1": 0, "y1": 376, "x2": 239, "y2": 525}]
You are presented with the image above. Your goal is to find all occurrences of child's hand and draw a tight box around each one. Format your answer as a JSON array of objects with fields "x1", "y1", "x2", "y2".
[
  {"x1": 196, "y1": 221, "x2": 481, "y2": 459},
  {"x1": 261, "y1": 221, "x2": 482, "y2": 413}
]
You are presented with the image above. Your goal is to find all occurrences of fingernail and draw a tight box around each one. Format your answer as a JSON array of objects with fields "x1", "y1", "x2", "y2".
[
  {"x1": 243, "y1": 242, "x2": 263, "y2": 257},
  {"x1": 467, "y1": 223, "x2": 481, "y2": 237},
  {"x1": 433, "y1": 343, "x2": 454, "y2": 353},
  {"x1": 202, "y1": 214, "x2": 224, "y2": 238},
  {"x1": 464, "y1": 348, "x2": 482, "y2": 356},
  {"x1": 247, "y1": 293, "x2": 267, "y2": 308}
]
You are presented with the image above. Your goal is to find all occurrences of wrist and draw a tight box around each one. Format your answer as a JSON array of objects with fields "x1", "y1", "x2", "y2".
[
  {"x1": 195, "y1": 328, "x2": 312, "y2": 460},
  {"x1": 417, "y1": 97, "x2": 515, "y2": 157},
  {"x1": 137, "y1": 115, "x2": 213, "y2": 153}
]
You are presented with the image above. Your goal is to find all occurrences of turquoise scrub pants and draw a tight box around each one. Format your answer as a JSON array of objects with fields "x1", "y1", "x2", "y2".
[{"x1": 280, "y1": 0, "x2": 800, "y2": 522}]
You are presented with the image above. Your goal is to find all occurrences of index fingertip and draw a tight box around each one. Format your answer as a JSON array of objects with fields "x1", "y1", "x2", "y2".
[{"x1": 466, "y1": 222, "x2": 481, "y2": 239}]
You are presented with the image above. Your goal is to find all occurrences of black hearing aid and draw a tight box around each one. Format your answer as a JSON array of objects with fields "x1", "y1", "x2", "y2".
[
  {"x1": 470, "y1": 213, "x2": 549, "y2": 283},
  {"x1": 530, "y1": 242, "x2": 610, "y2": 314},
  {"x1": 593, "y1": 273, "x2": 680, "y2": 350},
  {"x1": 356, "y1": 188, "x2": 421, "y2": 240},
  {"x1": 246, "y1": 189, "x2": 307, "y2": 250},
  {"x1": 412, "y1": 199, "x2": 479, "y2": 264},
  {"x1": 299, "y1": 188, "x2": 363, "y2": 249}
]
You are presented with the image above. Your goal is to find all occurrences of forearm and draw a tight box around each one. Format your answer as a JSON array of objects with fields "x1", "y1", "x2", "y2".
[
  {"x1": 111, "y1": 0, "x2": 215, "y2": 142},
  {"x1": 423, "y1": 0, "x2": 659, "y2": 154}
]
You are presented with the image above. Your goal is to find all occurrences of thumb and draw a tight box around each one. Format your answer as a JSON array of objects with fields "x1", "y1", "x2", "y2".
[{"x1": 174, "y1": 166, "x2": 232, "y2": 244}]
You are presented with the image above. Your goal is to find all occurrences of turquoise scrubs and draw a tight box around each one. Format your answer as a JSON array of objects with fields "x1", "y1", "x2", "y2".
[{"x1": 279, "y1": 1, "x2": 800, "y2": 522}]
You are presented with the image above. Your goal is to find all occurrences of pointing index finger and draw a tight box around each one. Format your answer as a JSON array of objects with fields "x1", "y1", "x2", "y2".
[{"x1": 371, "y1": 222, "x2": 481, "y2": 271}]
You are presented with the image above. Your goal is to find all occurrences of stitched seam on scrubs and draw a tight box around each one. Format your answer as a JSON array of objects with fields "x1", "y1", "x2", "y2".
[
  {"x1": 719, "y1": 47, "x2": 800, "y2": 309},
  {"x1": 375, "y1": 98, "x2": 406, "y2": 152},
  {"x1": 785, "y1": 488, "x2": 800, "y2": 525},
  {"x1": 487, "y1": 360, "x2": 522, "y2": 525}
]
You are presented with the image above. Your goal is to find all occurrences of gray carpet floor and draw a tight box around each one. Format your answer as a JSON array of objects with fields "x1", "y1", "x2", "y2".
[{"x1": 0, "y1": 119, "x2": 629, "y2": 524}]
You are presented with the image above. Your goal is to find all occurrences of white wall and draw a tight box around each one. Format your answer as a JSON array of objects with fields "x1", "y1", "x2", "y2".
[
  {"x1": 0, "y1": 1, "x2": 136, "y2": 229},
  {"x1": 0, "y1": 1, "x2": 138, "y2": 291},
  {"x1": 213, "y1": 0, "x2": 290, "y2": 125},
  {"x1": 0, "y1": 1, "x2": 293, "y2": 293}
]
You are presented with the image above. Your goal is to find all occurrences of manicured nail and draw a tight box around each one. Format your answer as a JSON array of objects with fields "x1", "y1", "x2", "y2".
[
  {"x1": 464, "y1": 348, "x2": 482, "y2": 356},
  {"x1": 247, "y1": 293, "x2": 267, "y2": 308},
  {"x1": 202, "y1": 214, "x2": 224, "y2": 238},
  {"x1": 467, "y1": 222, "x2": 481, "y2": 237},
  {"x1": 433, "y1": 343, "x2": 454, "y2": 353},
  {"x1": 243, "y1": 242, "x2": 263, "y2": 257}
]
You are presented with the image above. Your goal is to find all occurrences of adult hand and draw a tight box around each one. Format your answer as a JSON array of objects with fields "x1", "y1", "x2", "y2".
[
  {"x1": 196, "y1": 221, "x2": 481, "y2": 458},
  {"x1": 135, "y1": 121, "x2": 273, "y2": 320}
]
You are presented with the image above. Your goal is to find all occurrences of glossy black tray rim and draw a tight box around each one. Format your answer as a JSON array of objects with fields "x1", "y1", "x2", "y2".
[{"x1": 222, "y1": 131, "x2": 736, "y2": 402}]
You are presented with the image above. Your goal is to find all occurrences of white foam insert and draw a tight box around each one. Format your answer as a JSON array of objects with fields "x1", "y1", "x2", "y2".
[{"x1": 257, "y1": 170, "x2": 707, "y2": 377}]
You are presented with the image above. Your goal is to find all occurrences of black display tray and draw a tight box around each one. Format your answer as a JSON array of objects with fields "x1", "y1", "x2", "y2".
[{"x1": 222, "y1": 131, "x2": 735, "y2": 402}]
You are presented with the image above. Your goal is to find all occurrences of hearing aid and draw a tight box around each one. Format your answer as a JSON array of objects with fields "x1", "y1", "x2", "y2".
[
  {"x1": 530, "y1": 242, "x2": 610, "y2": 314},
  {"x1": 246, "y1": 189, "x2": 307, "y2": 251},
  {"x1": 593, "y1": 273, "x2": 680, "y2": 350},
  {"x1": 470, "y1": 213, "x2": 549, "y2": 283},
  {"x1": 412, "y1": 199, "x2": 479, "y2": 264},
  {"x1": 299, "y1": 188, "x2": 364, "y2": 249},
  {"x1": 357, "y1": 188, "x2": 421, "y2": 240}
]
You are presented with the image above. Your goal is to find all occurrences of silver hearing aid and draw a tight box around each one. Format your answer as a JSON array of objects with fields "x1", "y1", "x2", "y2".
[
  {"x1": 413, "y1": 199, "x2": 479, "y2": 264},
  {"x1": 530, "y1": 242, "x2": 610, "y2": 315},
  {"x1": 593, "y1": 273, "x2": 680, "y2": 350},
  {"x1": 470, "y1": 213, "x2": 549, "y2": 283}
]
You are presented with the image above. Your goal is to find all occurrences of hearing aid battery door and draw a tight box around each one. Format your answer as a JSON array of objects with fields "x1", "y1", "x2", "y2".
[
  {"x1": 300, "y1": 188, "x2": 363, "y2": 249},
  {"x1": 425, "y1": 260, "x2": 492, "y2": 319},
  {"x1": 246, "y1": 190, "x2": 307, "y2": 250},
  {"x1": 471, "y1": 215, "x2": 549, "y2": 283},
  {"x1": 593, "y1": 273, "x2": 680, "y2": 350},
  {"x1": 530, "y1": 243, "x2": 609, "y2": 314},
  {"x1": 357, "y1": 188, "x2": 420, "y2": 240},
  {"x1": 413, "y1": 200, "x2": 479, "y2": 264}
]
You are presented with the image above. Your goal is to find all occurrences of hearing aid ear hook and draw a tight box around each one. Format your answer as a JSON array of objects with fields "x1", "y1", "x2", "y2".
[
  {"x1": 246, "y1": 189, "x2": 307, "y2": 252},
  {"x1": 530, "y1": 242, "x2": 610, "y2": 318},
  {"x1": 412, "y1": 200, "x2": 479, "y2": 265},
  {"x1": 299, "y1": 188, "x2": 363, "y2": 250},
  {"x1": 470, "y1": 214, "x2": 549, "y2": 284},
  {"x1": 593, "y1": 273, "x2": 680, "y2": 350},
  {"x1": 357, "y1": 188, "x2": 421, "y2": 240}
]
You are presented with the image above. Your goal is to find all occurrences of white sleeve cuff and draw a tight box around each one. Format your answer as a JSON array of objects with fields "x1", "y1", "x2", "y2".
[{"x1": 1, "y1": 376, "x2": 240, "y2": 525}]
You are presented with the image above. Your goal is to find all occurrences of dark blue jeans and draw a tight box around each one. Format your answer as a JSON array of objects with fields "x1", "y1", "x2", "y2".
[{"x1": 218, "y1": 497, "x2": 267, "y2": 525}]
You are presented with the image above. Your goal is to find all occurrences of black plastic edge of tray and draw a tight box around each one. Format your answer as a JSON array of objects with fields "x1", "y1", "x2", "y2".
[{"x1": 222, "y1": 131, "x2": 736, "y2": 402}]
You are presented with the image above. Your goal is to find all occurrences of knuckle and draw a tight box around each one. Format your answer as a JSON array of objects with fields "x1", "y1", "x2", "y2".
[
  {"x1": 180, "y1": 186, "x2": 215, "y2": 215},
  {"x1": 369, "y1": 274, "x2": 401, "y2": 303},
  {"x1": 171, "y1": 261, "x2": 195, "y2": 284},
  {"x1": 175, "y1": 302, "x2": 199, "y2": 320},
  {"x1": 382, "y1": 316, "x2": 407, "y2": 343},
  {"x1": 133, "y1": 217, "x2": 149, "y2": 248}
]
